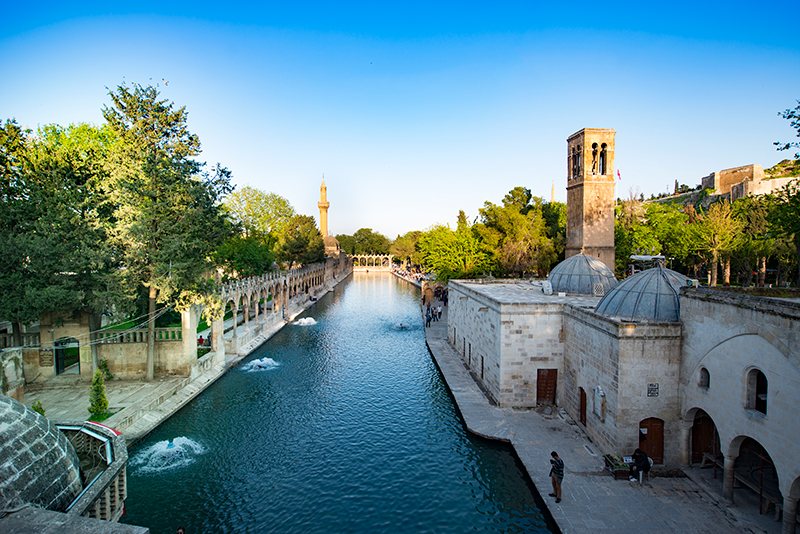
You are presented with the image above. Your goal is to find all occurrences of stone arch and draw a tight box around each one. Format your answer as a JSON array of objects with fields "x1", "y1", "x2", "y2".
[{"x1": 696, "y1": 333, "x2": 797, "y2": 377}]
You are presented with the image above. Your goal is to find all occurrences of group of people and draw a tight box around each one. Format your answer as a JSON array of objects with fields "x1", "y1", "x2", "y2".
[
  {"x1": 548, "y1": 447, "x2": 651, "y2": 505},
  {"x1": 196, "y1": 336, "x2": 211, "y2": 347},
  {"x1": 425, "y1": 303, "x2": 442, "y2": 327}
]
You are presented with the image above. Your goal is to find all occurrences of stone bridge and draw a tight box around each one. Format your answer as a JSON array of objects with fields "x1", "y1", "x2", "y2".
[{"x1": 351, "y1": 254, "x2": 394, "y2": 271}]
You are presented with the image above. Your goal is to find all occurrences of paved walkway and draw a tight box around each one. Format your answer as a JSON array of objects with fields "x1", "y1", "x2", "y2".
[{"x1": 423, "y1": 297, "x2": 771, "y2": 534}]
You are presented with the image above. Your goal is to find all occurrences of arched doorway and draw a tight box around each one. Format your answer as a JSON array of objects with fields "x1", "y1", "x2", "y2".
[
  {"x1": 579, "y1": 387, "x2": 587, "y2": 426},
  {"x1": 733, "y1": 437, "x2": 781, "y2": 515},
  {"x1": 691, "y1": 409, "x2": 720, "y2": 465},
  {"x1": 639, "y1": 417, "x2": 664, "y2": 464},
  {"x1": 55, "y1": 337, "x2": 80, "y2": 376}
]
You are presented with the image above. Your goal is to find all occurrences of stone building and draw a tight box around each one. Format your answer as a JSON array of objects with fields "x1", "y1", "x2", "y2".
[
  {"x1": 447, "y1": 125, "x2": 799, "y2": 531},
  {"x1": 700, "y1": 163, "x2": 795, "y2": 201},
  {"x1": 447, "y1": 270, "x2": 800, "y2": 533},
  {"x1": 565, "y1": 128, "x2": 616, "y2": 272}
]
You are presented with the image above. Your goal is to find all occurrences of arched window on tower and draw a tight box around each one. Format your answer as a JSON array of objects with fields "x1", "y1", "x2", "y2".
[
  {"x1": 599, "y1": 143, "x2": 608, "y2": 175},
  {"x1": 746, "y1": 368, "x2": 768, "y2": 415},
  {"x1": 591, "y1": 143, "x2": 598, "y2": 174}
]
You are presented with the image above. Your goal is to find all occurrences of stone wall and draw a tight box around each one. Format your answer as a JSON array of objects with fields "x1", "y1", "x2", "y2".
[
  {"x1": 448, "y1": 280, "x2": 600, "y2": 408},
  {"x1": 563, "y1": 306, "x2": 682, "y2": 464},
  {"x1": 730, "y1": 175, "x2": 794, "y2": 202},
  {"x1": 1, "y1": 347, "x2": 25, "y2": 402},
  {"x1": 680, "y1": 288, "x2": 800, "y2": 498}
]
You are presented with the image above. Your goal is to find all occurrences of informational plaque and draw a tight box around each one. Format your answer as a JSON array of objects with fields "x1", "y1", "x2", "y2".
[
  {"x1": 647, "y1": 382, "x2": 659, "y2": 397},
  {"x1": 593, "y1": 385, "x2": 605, "y2": 420}
]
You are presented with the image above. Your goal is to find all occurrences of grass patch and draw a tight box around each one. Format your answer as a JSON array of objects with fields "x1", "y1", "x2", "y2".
[{"x1": 88, "y1": 410, "x2": 116, "y2": 423}]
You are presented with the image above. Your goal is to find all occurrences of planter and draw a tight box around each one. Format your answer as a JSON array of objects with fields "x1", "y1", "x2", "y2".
[{"x1": 603, "y1": 454, "x2": 631, "y2": 480}]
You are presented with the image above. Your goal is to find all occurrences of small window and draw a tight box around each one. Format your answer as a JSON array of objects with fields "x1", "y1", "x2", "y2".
[
  {"x1": 699, "y1": 368, "x2": 710, "y2": 389},
  {"x1": 746, "y1": 368, "x2": 768, "y2": 415},
  {"x1": 599, "y1": 143, "x2": 608, "y2": 175}
]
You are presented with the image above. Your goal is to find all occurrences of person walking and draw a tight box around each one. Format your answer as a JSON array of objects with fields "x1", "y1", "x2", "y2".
[
  {"x1": 437, "y1": 305, "x2": 442, "y2": 320},
  {"x1": 548, "y1": 451, "x2": 563, "y2": 503},
  {"x1": 425, "y1": 311, "x2": 431, "y2": 328}
]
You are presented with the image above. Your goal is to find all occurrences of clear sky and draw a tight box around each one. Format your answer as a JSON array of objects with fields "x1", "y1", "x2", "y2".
[{"x1": 2, "y1": 2, "x2": 799, "y2": 238}]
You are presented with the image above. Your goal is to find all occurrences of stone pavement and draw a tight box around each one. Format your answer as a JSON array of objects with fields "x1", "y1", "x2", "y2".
[{"x1": 423, "y1": 297, "x2": 770, "y2": 534}]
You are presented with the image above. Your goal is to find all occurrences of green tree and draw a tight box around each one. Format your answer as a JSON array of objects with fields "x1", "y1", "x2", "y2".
[
  {"x1": 28, "y1": 123, "x2": 121, "y2": 371},
  {"x1": 474, "y1": 188, "x2": 555, "y2": 277},
  {"x1": 0, "y1": 119, "x2": 38, "y2": 346},
  {"x1": 769, "y1": 179, "x2": 800, "y2": 287},
  {"x1": 224, "y1": 186, "x2": 295, "y2": 246},
  {"x1": 214, "y1": 235, "x2": 276, "y2": 278},
  {"x1": 88, "y1": 369, "x2": 109, "y2": 416},
  {"x1": 775, "y1": 100, "x2": 800, "y2": 159},
  {"x1": 418, "y1": 223, "x2": 493, "y2": 282},
  {"x1": 103, "y1": 83, "x2": 235, "y2": 381},
  {"x1": 352, "y1": 228, "x2": 390, "y2": 254},
  {"x1": 690, "y1": 200, "x2": 743, "y2": 286},
  {"x1": 391, "y1": 231, "x2": 422, "y2": 265},
  {"x1": 277, "y1": 215, "x2": 325, "y2": 268},
  {"x1": 542, "y1": 201, "x2": 567, "y2": 263}
]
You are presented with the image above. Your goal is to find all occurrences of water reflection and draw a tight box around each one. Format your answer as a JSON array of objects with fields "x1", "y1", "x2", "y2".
[{"x1": 123, "y1": 273, "x2": 555, "y2": 534}]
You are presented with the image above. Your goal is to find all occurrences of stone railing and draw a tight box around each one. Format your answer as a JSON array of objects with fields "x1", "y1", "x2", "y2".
[
  {"x1": 59, "y1": 421, "x2": 128, "y2": 523},
  {"x1": 0, "y1": 332, "x2": 40, "y2": 349},
  {"x1": 95, "y1": 327, "x2": 182, "y2": 344}
]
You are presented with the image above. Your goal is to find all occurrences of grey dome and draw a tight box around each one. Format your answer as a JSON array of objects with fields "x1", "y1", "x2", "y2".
[
  {"x1": 548, "y1": 254, "x2": 617, "y2": 295},
  {"x1": 0, "y1": 395, "x2": 83, "y2": 512},
  {"x1": 595, "y1": 266, "x2": 690, "y2": 322}
]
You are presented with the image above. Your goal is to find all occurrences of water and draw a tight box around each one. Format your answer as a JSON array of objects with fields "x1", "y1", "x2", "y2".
[{"x1": 122, "y1": 273, "x2": 556, "y2": 534}]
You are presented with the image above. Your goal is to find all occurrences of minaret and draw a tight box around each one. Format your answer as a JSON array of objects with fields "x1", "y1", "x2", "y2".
[{"x1": 318, "y1": 177, "x2": 330, "y2": 236}]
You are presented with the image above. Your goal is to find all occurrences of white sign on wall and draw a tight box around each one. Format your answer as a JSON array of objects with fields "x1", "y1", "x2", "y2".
[{"x1": 593, "y1": 386, "x2": 605, "y2": 421}]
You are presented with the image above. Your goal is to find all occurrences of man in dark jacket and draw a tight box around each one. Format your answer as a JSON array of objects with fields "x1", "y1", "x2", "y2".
[{"x1": 629, "y1": 448, "x2": 650, "y2": 481}]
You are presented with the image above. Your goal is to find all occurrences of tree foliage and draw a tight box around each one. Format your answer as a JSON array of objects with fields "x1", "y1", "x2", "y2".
[
  {"x1": 391, "y1": 231, "x2": 422, "y2": 265},
  {"x1": 775, "y1": 101, "x2": 800, "y2": 159},
  {"x1": 418, "y1": 223, "x2": 492, "y2": 282},
  {"x1": 277, "y1": 215, "x2": 325, "y2": 268},
  {"x1": 224, "y1": 186, "x2": 295, "y2": 245},
  {"x1": 474, "y1": 187, "x2": 556, "y2": 277},
  {"x1": 335, "y1": 228, "x2": 391, "y2": 255}
]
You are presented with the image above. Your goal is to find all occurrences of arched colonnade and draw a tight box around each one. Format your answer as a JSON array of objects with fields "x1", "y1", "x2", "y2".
[{"x1": 219, "y1": 263, "x2": 328, "y2": 340}]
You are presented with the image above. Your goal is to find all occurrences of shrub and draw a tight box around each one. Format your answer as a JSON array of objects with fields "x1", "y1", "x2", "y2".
[
  {"x1": 88, "y1": 369, "x2": 109, "y2": 415},
  {"x1": 31, "y1": 399, "x2": 46, "y2": 417}
]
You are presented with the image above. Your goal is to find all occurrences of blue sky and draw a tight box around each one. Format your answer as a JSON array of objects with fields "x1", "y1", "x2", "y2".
[{"x1": 2, "y1": 2, "x2": 799, "y2": 238}]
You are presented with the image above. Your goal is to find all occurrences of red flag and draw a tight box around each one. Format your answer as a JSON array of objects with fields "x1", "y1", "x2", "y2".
[{"x1": 617, "y1": 169, "x2": 621, "y2": 180}]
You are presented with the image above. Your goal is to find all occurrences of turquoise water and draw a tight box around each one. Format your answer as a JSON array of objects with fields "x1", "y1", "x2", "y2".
[{"x1": 122, "y1": 273, "x2": 556, "y2": 534}]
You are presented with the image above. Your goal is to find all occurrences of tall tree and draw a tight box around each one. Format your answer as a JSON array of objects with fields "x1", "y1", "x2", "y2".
[
  {"x1": 774, "y1": 100, "x2": 800, "y2": 159},
  {"x1": 474, "y1": 188, "x2": 555, "y2": 277},
  {"x1": 418, "y1": 223, "x2": 492, "y2": 282},
  {"x1": 224, "y1": 186, "x2": 295, "y2": 246},
  {"x1": 769, "y1": 179, "x2": 800, "y2": 287},
  {"x1": 27, "y1": 123, "x2": 120, "y2": 370},
  {"x1": 391, "y1": 230, "x2": 422, "y2": 266},
  {"x1": 103, "y1": 83, "x2": 234, "y2": 380},
  {"x1": 690, "y1": 200, "x2": 743, "y2": 286},
  {"x1": 276, "y1": 215, "x2": 325, "y2": 268}
]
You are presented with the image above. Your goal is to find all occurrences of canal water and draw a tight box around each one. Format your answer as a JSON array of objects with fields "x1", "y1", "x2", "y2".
[{"x1": 122, "y1": 273, "x2": 556, "y2": 534}]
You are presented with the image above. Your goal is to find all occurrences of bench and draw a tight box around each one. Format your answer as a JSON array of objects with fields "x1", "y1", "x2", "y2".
[{"x1": 699, "y1": 453, "x2": 782, "y2": 520}]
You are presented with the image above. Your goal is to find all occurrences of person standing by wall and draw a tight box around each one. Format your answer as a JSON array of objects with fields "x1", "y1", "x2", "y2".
[{"x1": 549, "y1": 451, "x2": 564, "y2": 503}]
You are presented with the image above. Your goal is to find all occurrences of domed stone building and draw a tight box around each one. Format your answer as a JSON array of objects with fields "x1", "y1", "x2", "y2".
[{"x1": 547, "y1": 253, "x2": 617, "y2": 296}]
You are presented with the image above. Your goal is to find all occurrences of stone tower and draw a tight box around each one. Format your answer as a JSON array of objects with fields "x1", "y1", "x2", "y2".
[
  {"x1": 318, "y1": 178, "x2": 330, "y2": 237},
  {"x1": 565, "y1": 128, "x2": 616, "y2": 271}
]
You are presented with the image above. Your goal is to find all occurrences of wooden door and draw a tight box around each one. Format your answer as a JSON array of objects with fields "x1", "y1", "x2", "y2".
[
  {"x1": 537, "y1": 369, "x2": 558, "y2": 405},
  {"x1": 691, "y1": 411, "x2": 718, "y2": 464},
  {"x1": 639, "y1": 418, "x2": 664, "y2": 464},
  {"x1": 579, "y1": 388, "x2": 587, "y2": 425}
]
